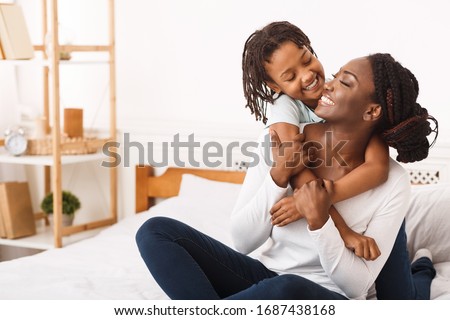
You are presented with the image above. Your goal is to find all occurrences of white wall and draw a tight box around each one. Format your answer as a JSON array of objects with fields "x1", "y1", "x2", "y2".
[
  {"x1": 2, "y1": 0, "x2": 450, "y2": 218},
  {"x1": 115, "y1": 0, "x2": 450, "y2": 142}
]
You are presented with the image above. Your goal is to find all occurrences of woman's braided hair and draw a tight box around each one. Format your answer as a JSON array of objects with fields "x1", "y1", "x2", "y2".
[
  {"x1": 242, "y1": 21, "x2": 316, "y2": 124},
  {"x1": 368, "y1": 53, "x2": 438, "y2": 163}
]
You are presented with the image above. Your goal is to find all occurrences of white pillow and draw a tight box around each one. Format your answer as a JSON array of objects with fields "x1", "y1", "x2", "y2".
[
  {"x1": 178, "y1": 173, "x2": 242, "y2": 207},
  {"x1": 148, "y1": 174, "x2": 242, "y2": 247},
  {"x1": 406, "y1": 183, "x2": 450, "y2": 264}
]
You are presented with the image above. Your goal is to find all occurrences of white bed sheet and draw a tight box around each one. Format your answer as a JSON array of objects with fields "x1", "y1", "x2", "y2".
[
  {"x1": 0, "y1": 191, "x2": 237, "y2": 299},
  {"x1": 0, "y1": 210, "x2": 162, "y2": 299},
  {"x1": 0, "y1": 178, "x2": 448, "y2": 300}
]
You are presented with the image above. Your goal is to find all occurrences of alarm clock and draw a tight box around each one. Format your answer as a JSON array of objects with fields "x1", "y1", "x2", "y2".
[{"x1": 4, "y1": 127, "x2": 28, "y2": 156}]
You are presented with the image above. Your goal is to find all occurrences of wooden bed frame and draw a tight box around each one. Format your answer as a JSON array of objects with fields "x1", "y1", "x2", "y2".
[
  {"x1": 135, "y1": 165, "x2": 246, "y2": 213},
  {"x1": 134, "y1": 164, "x2": 436, "y2": 213}
]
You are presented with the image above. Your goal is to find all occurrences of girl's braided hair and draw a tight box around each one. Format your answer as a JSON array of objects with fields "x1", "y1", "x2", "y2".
[
  {"x1": 368, "y1": 53, "x2": 438, "y2": 163},
  {"x1": 242, "y1": 21, "x2": 316, "y2": 124}
]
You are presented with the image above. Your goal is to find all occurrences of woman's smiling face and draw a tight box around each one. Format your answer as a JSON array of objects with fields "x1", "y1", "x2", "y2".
[
  {"x1": 264, "y1": 41, "x2": 325, "y2": 108},
  {"x1": 315, "y1": 57, "x2": 377, "y2": 125}
]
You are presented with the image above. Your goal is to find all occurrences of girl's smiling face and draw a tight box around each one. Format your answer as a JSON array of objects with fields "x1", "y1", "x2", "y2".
[{"x1": 264, "y1": 41, "x2": 325, "y2": 108}]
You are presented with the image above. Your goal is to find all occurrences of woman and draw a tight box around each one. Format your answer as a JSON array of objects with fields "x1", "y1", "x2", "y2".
[{"x1": 136, "y1": 53, "x2": 437, "y2": 299}]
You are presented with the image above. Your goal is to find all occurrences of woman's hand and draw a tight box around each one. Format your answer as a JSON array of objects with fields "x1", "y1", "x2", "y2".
[
  {"x1": 270, "y1": 196, "x2": 304, "y2": 226},
  {"x1": 293, "y1": 179, "x2": 332, "y2": 230},
  {"x1": 339, "y1": 228, "x2": 381, "y2": 261}
]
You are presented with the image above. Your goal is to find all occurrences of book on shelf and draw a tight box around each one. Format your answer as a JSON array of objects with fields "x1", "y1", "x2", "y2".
[
  {"x1": 0, "y1": 181, "x2": 36, "y2": 239},
  {"x1": 0, "y1": 3, "x2": 34, "y2": 60}
]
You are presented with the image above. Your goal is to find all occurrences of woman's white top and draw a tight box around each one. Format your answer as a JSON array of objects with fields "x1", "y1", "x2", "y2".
[{"x1": 231, "y1": 95, "x2": 410, "y2": 299}]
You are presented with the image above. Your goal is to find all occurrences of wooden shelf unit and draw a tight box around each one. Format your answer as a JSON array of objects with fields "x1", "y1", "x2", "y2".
[
  {"x1": 0, "y1": 221, "x2": 107, "y2": 250},
  {"x1": 0, "y1": 0, "x2": 118, "y2": 248},
  {"x1": 0, "y1": 151, "x2": 108, "y2": 166}
]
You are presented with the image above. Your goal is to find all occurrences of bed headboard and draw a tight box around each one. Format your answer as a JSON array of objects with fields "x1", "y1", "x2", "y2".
[
  {"x1": 134, "y1": 162, "x2": 442, "y2": 213},
  {"x1": 135, "y1": 165, "x2": 246, "y2": 213}
]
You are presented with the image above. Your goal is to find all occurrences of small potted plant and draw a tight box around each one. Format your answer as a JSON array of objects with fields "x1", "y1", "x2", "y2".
[{"x1": 41, "y1": 190, "x2": 81, "y2": 226}]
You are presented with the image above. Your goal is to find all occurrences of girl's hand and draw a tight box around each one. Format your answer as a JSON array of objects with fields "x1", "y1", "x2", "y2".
[
  {"x1": 269, "y1": 129, "x2": 306, "y2": 188},
  {"x1": 340, "y1": 228, "x2": 381, "y2": 261},
  {"x1": 270, "y1": 196, "x2": 304, "y2": 226}
]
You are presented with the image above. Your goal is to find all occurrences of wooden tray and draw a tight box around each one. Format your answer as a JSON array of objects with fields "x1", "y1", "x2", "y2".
[{"x1": 27, "y1": 136, "x2": 109, "y2": 155}]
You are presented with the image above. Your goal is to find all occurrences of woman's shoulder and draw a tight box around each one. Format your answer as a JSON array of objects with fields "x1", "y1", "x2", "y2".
[
  {"x1": 387, "y1": 158, "x2": 410, "y2": 187},
  {"x1": 368, "y1": 158, "x2": 410, "y2": 199}
]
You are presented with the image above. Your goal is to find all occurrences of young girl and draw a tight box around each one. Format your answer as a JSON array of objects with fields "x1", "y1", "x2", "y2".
[
  {"x1": 237, "y1": 21, "x2": 437, "y2": 299},
  {"x1": 241, "y1": 20, "x2": 388, "y2": 260}
]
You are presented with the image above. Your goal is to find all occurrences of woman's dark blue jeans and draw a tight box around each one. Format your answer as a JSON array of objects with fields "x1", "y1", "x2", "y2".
[
  {"x1": 135, "y1": 216, "x2": 347, "y2": 300},
  {"x1": 375, "y1": 220, "x2": 436, "y2": 299}
]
